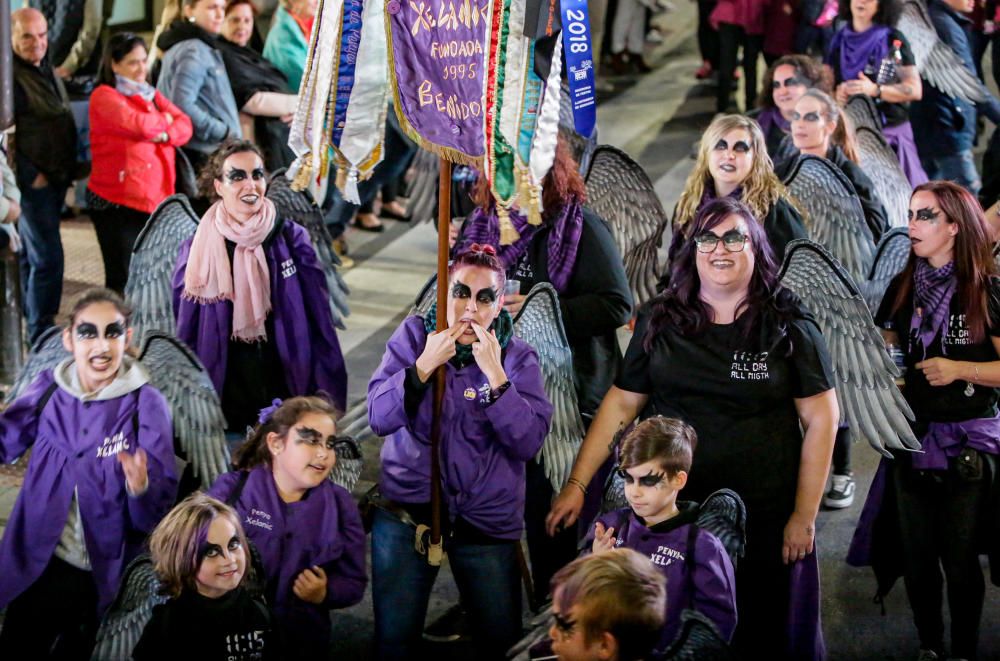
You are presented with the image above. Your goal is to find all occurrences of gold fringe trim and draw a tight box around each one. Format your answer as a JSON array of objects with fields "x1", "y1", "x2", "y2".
[{"x1": 498, "y1": 205, "x2": 520, "y2": 245}]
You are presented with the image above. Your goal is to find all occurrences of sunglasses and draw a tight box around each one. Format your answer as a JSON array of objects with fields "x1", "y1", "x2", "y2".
[
  {"x1": 694, "y1": 229, "x2": 749, "y2": 253},
  {"x1": 771, "y1": 76, "x2": 804, "y2": 89},
  {"x1": 791, "y1": 111, "x2": 822, "y2": 122}
]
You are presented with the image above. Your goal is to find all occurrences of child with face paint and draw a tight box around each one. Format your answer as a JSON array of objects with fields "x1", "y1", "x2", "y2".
[
  {"x1": 367, "y1": 244, "x2": 553, "y2": 660},
  {"x1": 0, "y1": 288, "x2": 179, "y2": 657},
  {"x1": 586, "y1": 417, "x2": 737, "y2": 653},
  {"x1": 173, "y1": 140, "x2": 347, "y2": 434},
  {"x1": 207, "y1": 396, "x2": 366, "y2": 658},
  {"x1": 133, "y1": 493, "x2": 280, "y2": 660}
]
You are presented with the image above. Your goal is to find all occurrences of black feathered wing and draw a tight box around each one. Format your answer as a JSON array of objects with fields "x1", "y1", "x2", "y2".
[
  {"x1": 695, "y1": 489, "x2": 746, "y2": 567},
  {"x1": 137, "y1": 332, "x2": 229, "y2": 487},
  {"x1": 513, "y1": 283, "x2": 585, "y2": 494},
  {"x1": 861, "y1": 227, "x2": 912, "y2": 313},
  {"x1": 782, "y1": 154, "x2": 875, "y2": 282},
  {"x1": 897, "y1": 0, "x2": 987, "y2": 104},
  {"x1": 844, "y1": 94, "x2": 882, "y2": 134},
  {"x1": 267, "y1": 171, "x2": 350, "y2": 330},
  {"x1": 780, "y1": 239, "x2": 919, "y2": 456},
  {"x1": 329, "y1": 436, "x2": 364, "y2": 493},
  {"x1": 90, "y1": 555, "x2": 168, "y2": 661},
  {"x1": 656, "y1": 611, "x2": 737, "y2": 661},
  {"x1": 4, "y1": 326, "x2": 69, "y2": 404},
  {"x1": 124, "y1": 195, "x2": 199, "y2": 344},
  {"x1": 584, "y1": 145, "x2": 669, "y2": 307}
]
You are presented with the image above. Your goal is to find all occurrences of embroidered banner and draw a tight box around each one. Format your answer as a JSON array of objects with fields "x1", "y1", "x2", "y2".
[{"x1": 559, "y1": 0, "x2": 596, "y2": 138}]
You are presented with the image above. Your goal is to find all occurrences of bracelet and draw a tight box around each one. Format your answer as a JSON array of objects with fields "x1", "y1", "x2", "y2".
[
  {"x1": 875, "y1": 84, "x2": 882, "y2": 99},
  {"x1": 974, "y1": 364, "x2": 981, "y2": 382},
  {"x1": 567, "y1": 477, "x2": 588, "y2": 496}
]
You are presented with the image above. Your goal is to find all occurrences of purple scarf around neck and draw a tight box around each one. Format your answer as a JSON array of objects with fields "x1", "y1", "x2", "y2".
[
  {"x1": 828, "y1": 24, "x2": 891, "y2": 82},
  {"x1": 910, "y1": 258, "x2": 957, "y2": 357},
  {"x1": 459, "y1": 198, "x2": 584, "y2": 294},
  {"x1": 755, "y1": 106, "x2": 790, "y2": 139}
]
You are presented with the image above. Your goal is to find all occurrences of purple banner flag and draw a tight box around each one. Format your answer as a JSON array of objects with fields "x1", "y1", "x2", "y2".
[{"x1": 386, "y1": 0, "x2": 492, "y2": 161}]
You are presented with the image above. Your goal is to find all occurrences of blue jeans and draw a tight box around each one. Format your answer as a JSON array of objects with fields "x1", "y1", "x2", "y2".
[
  {"x1": 18, "y1": 181, "x2": 67, "y2": 344},
  {"x1": 921, "y1": 149, "x2": 981, "y2": 196},
  {"x1": 370, "y1": 508, "x2": 523, "y2": 661}
]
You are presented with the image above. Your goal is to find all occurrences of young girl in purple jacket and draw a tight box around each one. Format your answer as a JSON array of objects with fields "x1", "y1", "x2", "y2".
[
  {"x1": 0, "y1": 288, "x2": 179, "y2": 657},
  {"x1": 588, "y1": 417, "x2": 738, "y2": 652},
  {"x1": 207, "y1": 396, "x2": 366, "y2": 657}
]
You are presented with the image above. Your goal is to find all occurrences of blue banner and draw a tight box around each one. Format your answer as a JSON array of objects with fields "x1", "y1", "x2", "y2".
[{"x1": 559, "y1": 0, "x2": 596, "y2": 139}]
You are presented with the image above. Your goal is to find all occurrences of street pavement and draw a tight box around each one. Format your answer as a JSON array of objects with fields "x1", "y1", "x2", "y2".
[{"x1": 1, "y1": 6, "x2": 999, "y2": 657}]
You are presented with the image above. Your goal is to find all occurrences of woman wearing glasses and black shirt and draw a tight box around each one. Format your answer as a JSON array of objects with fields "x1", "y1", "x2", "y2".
[
  {"x1": 548, "y1": 197, "x2": 839, "y2": 659},
  {"x1": 670, "y1": 114, "x2": 807, "y2": 264}
]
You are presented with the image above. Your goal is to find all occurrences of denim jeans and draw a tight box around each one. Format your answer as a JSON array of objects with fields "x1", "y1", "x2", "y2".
[
  {"x1": 18, "y1": 181, "x2": 67, "y2": 344},
  {"x1": 370, "y1": 508, "x2": 523, "y2": 661},
  {"x1": 921, "y1": 149, "x2": 982, "y2": 196}
]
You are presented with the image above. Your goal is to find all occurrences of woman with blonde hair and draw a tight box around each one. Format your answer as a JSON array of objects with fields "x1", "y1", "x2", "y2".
[{"x1": 673, "y1": 114, "x2": 806, "y2": 261}]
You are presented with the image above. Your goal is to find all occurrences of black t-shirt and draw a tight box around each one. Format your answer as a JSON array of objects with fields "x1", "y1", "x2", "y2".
[
  {"x1": 829, "y1": 28, "x2": 915, "y2": 126},
  {"x1": 133, "y1": 587, "x2": 279, "y2": 660},
  {"x1": 875, "y1": 275, "x2": 1000, "y2": 426},
  {"x1": 616, "y1": 300, "x2": 835, "y2": 519}
]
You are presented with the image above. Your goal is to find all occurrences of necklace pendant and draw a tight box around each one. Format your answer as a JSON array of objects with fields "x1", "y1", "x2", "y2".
[{"x1": 964, "y1": 381, "x2": 975, "y2": 397}]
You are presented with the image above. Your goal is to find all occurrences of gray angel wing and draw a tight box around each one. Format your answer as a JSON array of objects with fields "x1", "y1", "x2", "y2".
[
  {"x1": 844, "y1": 94, "x2": 882, "y2": 134},
  {"x1": 336, "y1": 398, "x2": 379, "y2": 446},
  {"x1": 4, "y1": 325, "x2": 68, "y2": 404},
  {"x1": 584, "y1": 145, "x2": 669, "y2": 307},
  {"x1": 513, "y1": 283, "x2": 586, "y2": 494},
  {"x1": 405, "y1": 147, "x2": 440, "y2": 225},
  {"x1": 267, "y1": 170, "x2": 350, "y2": 330},
  {"x1": 897, "y1": 0, "x2": 987, "y2": 104},
  {"x1": 854, "y1": 126, "x2": 911, "y2": 229},
  {"x1": 329, "y1": 435, "x2": 364, "y2": 493},
  {"x1": 507, "y1": 605, "x2": 556, "y2": 660},
  {"x1": 695, "y1": 489, "x2": 746, "y2": 566},
  {"x1": 90, "y1": 555, "x2": 168, "y2": 661},
  {"x1": 861, "y1": 227, "x2": 912, "y2": 312},
  {"x1": 782, "y1": 154, "x2": 875, "y2": 282},
  {"x1": 780, "y1": 239, "x2": 919, "y2": 456},
  {"x1": 600, "y1": 424, "x2": 631, "y2": 514},
  {"x1": 124, "y1": 195, "x2": 199, "y2": 344},
  {"x1": 137, "y1": 332, "x2": 229, "y2": 487},
  {"x1": 411, "y1": 274, "x2": 438, "y2": 318}
]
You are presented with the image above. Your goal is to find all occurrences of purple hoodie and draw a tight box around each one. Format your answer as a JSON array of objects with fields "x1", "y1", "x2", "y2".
[
  {"x1": 172, "y1": 218, "x2": 347, "y2": 411},
  {"x1": 587, "y1": 507, "x2": 738, "y2": 649},
  {"x1": 208, "y1": 466, "x2": 367, "y2": 656},
  {"x1": 0, "y1": 366, "x2": 178, "y2": 615},
  {"x1": 367, "y1": 316, "x2": 552, "y2": 539}
]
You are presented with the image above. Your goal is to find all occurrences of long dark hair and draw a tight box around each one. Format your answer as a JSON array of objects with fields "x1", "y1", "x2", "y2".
[
  {"x1": 98, "y1": 32, "x2": 149, "y2": 87},
  {"x1": 838, "y1": 0, "x2": 901, "y2": 26},
  {"x1": 758, "y1": 54, "x2": 828, "y2": 110},
  {"x1": 891, "y1": 181, "x2": 997, "y2": 343},
  {"x1": 197, "y1": 139, "x2": 266, "y2": 200},
  {"x1": 644, "y1": 197, "x2": 796, "y2": 350}
]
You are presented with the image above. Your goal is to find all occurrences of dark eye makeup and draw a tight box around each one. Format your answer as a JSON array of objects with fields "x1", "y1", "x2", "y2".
[
  {"x1": 74, "y1": 321, "x2": 126, "y2": 340},
  {"x1": 615, "y1": 467, "x2": 667, "y2": 487},
  {"x1": 713, "y1": 139, "x2": 751, "y2": 153},
  {"x1": 294, "y1": 427, "x2": 337, "y2": 450},
  {"x1": 451, "y1": 283, "x2": 472, "y2": 299}
]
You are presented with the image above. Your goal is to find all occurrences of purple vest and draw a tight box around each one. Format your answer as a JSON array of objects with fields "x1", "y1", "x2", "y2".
[
  {"x1": 172, "y1": 219, "x2": 347, "y2": 411},
  {"x1": 367, "y1": 316, "x2": 553, "y2": 539},
  {"x1": 0, "y1": 371, "x2": 178, "y2": 615},
  {"x1": 207, "y1": 466, "x2": 367, "y2": 655}
]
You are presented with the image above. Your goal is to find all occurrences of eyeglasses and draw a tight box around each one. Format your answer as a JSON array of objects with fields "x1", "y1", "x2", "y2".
[
  {"x1": 771, "y1": 76, "x2": 804, "y2": 89},
  {"x1": 694, "y1": 230, "x2": 749, "y2": 253},
  {"x1": 551, "y1": 612, "x2": 578, "y2": 640},
  {"x1": 712, "y1": 139, "x2": 752, "y2": 154},
  {"x1": 791, "y1": 111, "x2": 822, "y2": 122}
]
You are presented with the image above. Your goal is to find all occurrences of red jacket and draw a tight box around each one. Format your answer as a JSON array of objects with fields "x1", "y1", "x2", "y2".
[{"x1": 87, "y1": 85, "x2": 193, "y2": 214}]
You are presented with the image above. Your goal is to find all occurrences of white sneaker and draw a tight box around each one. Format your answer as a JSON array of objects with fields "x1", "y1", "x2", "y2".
[{"x1": 823, "y1": 473, "x2": 856, "y2": 509}]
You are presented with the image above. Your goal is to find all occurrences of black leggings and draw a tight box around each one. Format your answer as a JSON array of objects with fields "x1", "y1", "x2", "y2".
[
  {"x1": 89, "y1": 204, "x2": 148, "y2": 295},
  {"x1": 697, "y1": 0, "x2": 719, "y2": 67},
  {"x1": 716, "y1": 22, "x2": 764, "y2": 113},
  {"x1": 893, "y1": 455, "x2": 993, "y2": 658},
  {"x1": 832, "y1": 424, "x2": 852, "y2": 475},
  {"x1": 524, "y1": 458, "x2": 579, "y2": 605},
  {"x1": 0, "y1": 556, "x2": 99, "y2": 659}
]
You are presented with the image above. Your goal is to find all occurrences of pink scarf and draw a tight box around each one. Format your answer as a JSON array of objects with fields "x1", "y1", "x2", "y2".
[{"x1": 183, "y1": 199, "x2": 276, "y2": 342}]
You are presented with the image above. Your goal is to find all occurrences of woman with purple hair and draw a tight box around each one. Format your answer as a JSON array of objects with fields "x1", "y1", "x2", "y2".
[{"x1": 548, "y1": 197, "x2": 839, "y2": 659}]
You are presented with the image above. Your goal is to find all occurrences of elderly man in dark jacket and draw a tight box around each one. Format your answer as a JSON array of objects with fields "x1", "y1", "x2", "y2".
[
  {"x1": 11, "y1": 8, "x2": 80, "y2": 343},
  {"x1": 910, "y1": 0, "x2": 1000, "y2": 195}
]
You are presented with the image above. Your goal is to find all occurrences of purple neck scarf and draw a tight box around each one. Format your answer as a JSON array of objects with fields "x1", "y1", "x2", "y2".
[
  {"x1": 910, "y1": 258, "x2": 957, "y2": 357},
  {"x1": 829, "y1": 24, "x2": 891, "y2": 82},
  {"x1": 459, "y1": 198, "x2": 584, "y2": 294},
  {"x1": 755, "y1": 106, "x2": 790, "y2": 138}
]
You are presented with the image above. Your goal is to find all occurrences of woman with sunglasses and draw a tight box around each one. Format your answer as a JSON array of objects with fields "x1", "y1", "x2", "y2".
[
  {"x1": 824, "y1": 0, "x2": 927, "y2": 187},
  {"x1": 854, "y1": 181, "x2": 1000, "y2": 661},
  {"x1": 671, "y1": 114, "x2": 807, "y2": 263},
  {"x1": 750, "y1": 54, "x2": 828, "y2": 158},
  {"x1": 548, "y1": 196, "x2": 838, "y2": 658}
]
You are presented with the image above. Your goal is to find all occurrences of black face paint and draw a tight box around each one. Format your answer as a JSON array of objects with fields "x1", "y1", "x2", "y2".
[
  {"x1": 616, "y1": 467, "x2": 667, "y2": 487},
  {"x1": 552, "y1": 612, "x2": 577, "y2": 636},
  {"x1": 76, "y1": 322, "x2": 98, "y2": 339},
  {"x1": 772, "y1": 76, "x2": 804, "y2": 89},
  {"x1": 199, "y1": 535, "x2": 242, "y2": 560},
  {"x1": 225, "y1": 167, "x2": 248, "y2": 183},
  {"x1": 294, "y1": 427, "x2": 338, "y2": 450},
  {"x1": 792, "y1": 111, "x2": 822, "y2": 122},
  {"x1": 475, "y1": 287, "x2": 497, "y2": 305},
  {"x1": 713, "y1": 139, "x2": 751, "y2": 153},
  {"x1": 75, "y1": 321, "x2": 127, "y2": 340},
  {"x1": 105, "y1": 322, "x2": 125, "y2": 339},
  {"x1": 909, "y1": 207, "x2": 942, "y2": 224},
  {"x1": 451, "y1": 282, "x2": 472, "y2": 299}
]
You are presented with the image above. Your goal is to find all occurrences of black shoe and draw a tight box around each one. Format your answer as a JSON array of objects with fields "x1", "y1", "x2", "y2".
[{"x1": 422, "y1": 604, "x2": 469, "y2": 643}]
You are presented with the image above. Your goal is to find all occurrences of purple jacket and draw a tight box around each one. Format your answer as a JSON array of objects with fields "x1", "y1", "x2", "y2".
[
  {"x1": 172, "y1": 218, "x2": 347, "y2": 411},
  {"x1": 367, "y1": 316, "x2": 552, "y2": 539},
  {"x1": 0, "y1": 370, "x2": 178, "y2": 615},
  {"x1": 588, "y1": 507, "x2": 738, "y2": 648},
  {"x1": 208, "y1": 466, "x2": 367, "y2": 655}
]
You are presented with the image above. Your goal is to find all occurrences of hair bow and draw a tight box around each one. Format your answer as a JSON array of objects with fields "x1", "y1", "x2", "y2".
[
  {"x1": 468, "y1": 243, "x2": 497, "y2": 256},
  {"x1": 257, "y1": 398, "x2": 284, "y2": 425}
]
